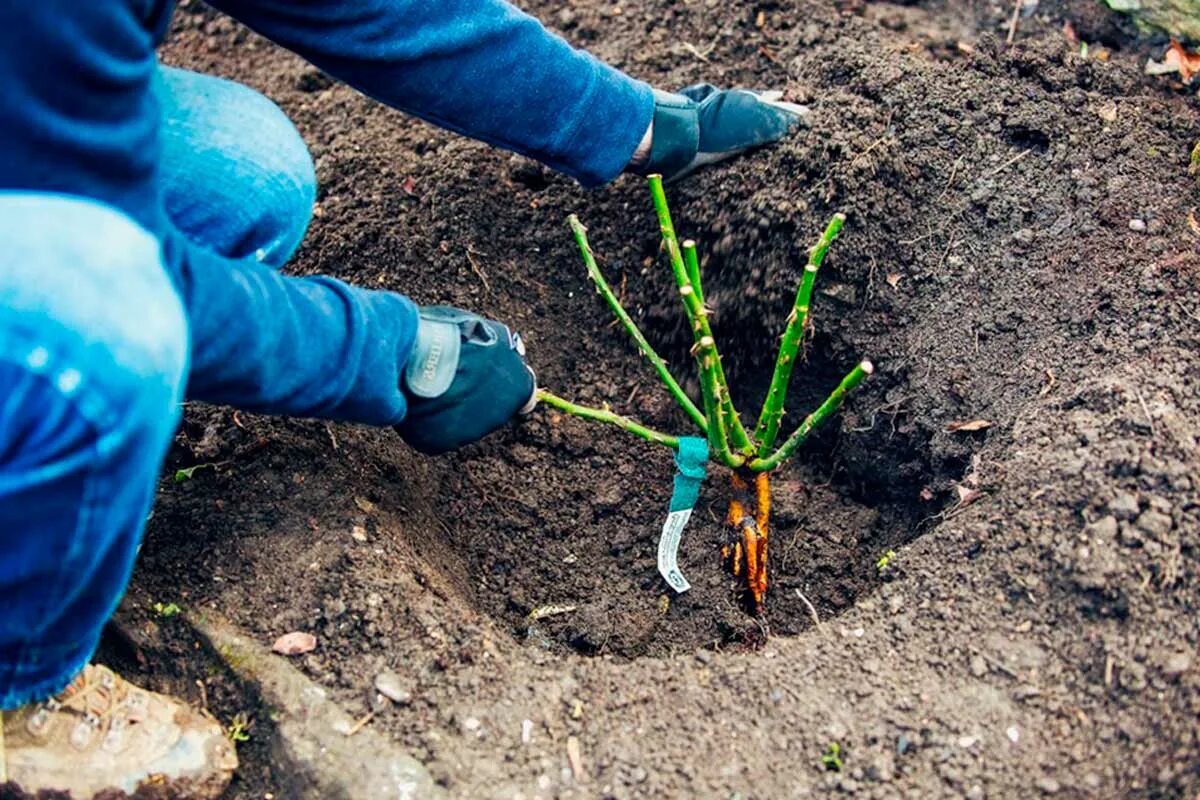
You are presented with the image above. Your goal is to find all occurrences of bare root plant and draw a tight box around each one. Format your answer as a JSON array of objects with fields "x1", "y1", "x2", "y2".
[{"x1": 538, "y1": 176, "x2": 873, "y2": 612}]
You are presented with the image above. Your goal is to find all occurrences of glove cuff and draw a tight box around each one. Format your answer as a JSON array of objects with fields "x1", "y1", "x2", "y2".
[{"x1": 634, "y1": 90, "x2": 699, "y2": 179}]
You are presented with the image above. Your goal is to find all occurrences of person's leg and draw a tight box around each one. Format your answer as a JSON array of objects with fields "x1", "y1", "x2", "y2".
[
  {"x1": 154, "y1": 65, "x2": 317, "y2": 268},
  {"x1": 0, "y1": 193, "x2": 235, "y2": 797}
]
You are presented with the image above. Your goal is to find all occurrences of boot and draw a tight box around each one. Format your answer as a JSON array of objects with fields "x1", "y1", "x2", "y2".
[{"x1": 0, "y1": 664, "x2": 236, "y2": 798}]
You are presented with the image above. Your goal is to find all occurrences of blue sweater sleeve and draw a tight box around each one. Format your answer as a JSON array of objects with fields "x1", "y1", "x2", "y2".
[
  {"x1": 208, "y1": 0, "x2": 655, "y2": 187},
  {"x1": 0, "y1": 2, "x2": 417, "y2": 426}
]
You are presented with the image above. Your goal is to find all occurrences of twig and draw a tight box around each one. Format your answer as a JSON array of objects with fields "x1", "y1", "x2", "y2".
[
  {"x1": 346, "y1": 710, "x2": 376, "y2": 737},
  {"x1": 465, "y1": 247, "x2": 491, "y2": 292},
  {"x1": 1134, "y1": 388, "x2": 1157, "y2": 437},
  {"x1": 752, "y1": 361, "x2": 875, "y2": 472},
  {"x1": 1006, "y1": 0, "x2": 1022, "y2": 45},
  {"x1": 795, "y1": 589, "x2": 825, "y2": 634},
  {"x1": 325, "y1": 421, "x2": 339, "y2": 450},
  {"x1": 935, "y1": 154, "x2": 967, "y2": 203},
  {"x1": 986, "y1": 148, "x2": 1032, "y2": 177},
  {"x1": 568, "y1": 215, "x2": 706, "y2": 431},
  {"x1": 976, "y1": 649, "x2": 1020, "y2": 679},
  {"x1": 754, "y1": 213, "x2": 846, "y2": 454},
  {"x1": 538, "y1": 390, "x2": 680, "y2": 449},
  {"x1": 681, "y1": 41, "x2": 713, "y2": 63}
]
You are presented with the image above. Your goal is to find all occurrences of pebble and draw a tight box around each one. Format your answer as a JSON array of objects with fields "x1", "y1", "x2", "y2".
[
  {"x1": 1120, "y1": 662, "x2": 1148, "y2": 692},
  {"x1": 1134, "y1": 510, "x2": 1172, "y2": 538},
  {"x1": 1037, "y1": 776, "x2": 1061, "y2": 794},
  {"x1": 1086, "y1": 516, "x2": 1118, "y2": 539},
  {"x1": 1006, "y1": 725, "x2": 1020, "y2": 744},
  {"x1": 1107, "y1": 492, "x2": 1140, "y2": 521},
  {"x1": 1128, "y1": 218, "x2": 1147, "y2": 232},
  {"x1": 373, "y1": 671, "x2": 413, "y2": 705},
  {"x1": 966, "y1": 786, "x2": 985, "y2": 800},
  {"x1": 695, "y1": 649, "x2": 713, "y2": 665},
  {"x1": 896, "y1": 734, "x2": 912, "y2": 755},
  {"x1": 969, "y1": 655, "x2": 988, "y2": 678},
  {"x1": 957, "y1": 735, "x2": 978, "y2": 749},
  {"x1": 461, "y1": 716, "x2": 482, "y2": 733},
  {"x1": 1163, "y1": 651, "x2": 1193, "y2": 676}
]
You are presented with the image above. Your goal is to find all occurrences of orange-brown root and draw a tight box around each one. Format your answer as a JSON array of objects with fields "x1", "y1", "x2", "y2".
[{"x1": 725, "y1": 471, "x2": 771, "y2": 610}]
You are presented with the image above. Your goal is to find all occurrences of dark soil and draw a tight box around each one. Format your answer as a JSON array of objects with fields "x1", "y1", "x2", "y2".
[{"x1": 107, "y1": 0, "x2": 1200, "y2": 797}]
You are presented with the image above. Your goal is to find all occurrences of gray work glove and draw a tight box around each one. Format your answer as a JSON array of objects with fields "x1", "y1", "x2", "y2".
[
  {"x1": 397, "y1": 306, "x2": 536, "y2": 455},
  {"x1": 630, "y1": 84, "x2": 809, "y2": 182}
]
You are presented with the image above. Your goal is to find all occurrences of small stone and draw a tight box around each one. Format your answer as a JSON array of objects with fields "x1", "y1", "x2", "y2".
[
  {"x1": 1120, "y1": 662, "x2": 1148, "y2": 692},
  {"x1": 630, "y1": 766, "x2": 648, "y2": 784},
  {"x1": 969, "y1": 655, "x2": 988, "y2": 678},
  {"x1": 521, "y1": 719, "x2": 534, "y2": 744},
  {"x1": 966, "y1": 786, "x2": 985, "y2": 800},
  {"x1": 820, "y1": 282, "x2": 859, "y2": 306},
  {"x1": 1128, "y1": 219, "x2": 1147, "y2": 232},
  {"x1": 695, "y1": 649, "x2": 713, "y2": 665},
  {"x1": 887, "y1": 593, "x2": 905, "y2": 614},
  {"x1": 461, "y1": 716, "x2": 482, "y2": 733},
  {"x1": 1107, "y1": 492, "x2": 1140, "y2": 520},
  {"x1": 1118, "y1": 522, "x2": 1144, "y2": 547},
  {"x1": 373, "y1": 671, "x2": 413, "y2": 705},
  {"x1": 896, "y1": 734, "x2": 912, "y2": 755},
  {"x1": 1086, "y1": 516, "x2": 1118, "y2": 539},
  {"x1": 350, "y1": 525, "x2": 368, "y2": 543},
  {"x1": 957, "y1": 735, "x2": 978, "y2": 749},
  {"x1": 1037, "y1": 776, "x2": 1061, "y2": 794},
  {"x1": 1162, "y1": 651, "x2": 1193, "y2": 676},
  {"x1": 1134, "y1": 510, "x2": 1172, "y2": 538},
  {"x1": 1006, "y1": 726, "x2": 1020, "y2": 744}
]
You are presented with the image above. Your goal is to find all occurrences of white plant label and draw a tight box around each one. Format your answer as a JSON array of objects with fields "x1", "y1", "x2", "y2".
[{"x1": 657, "y1": 508, "x2": 692, "y2": 593}]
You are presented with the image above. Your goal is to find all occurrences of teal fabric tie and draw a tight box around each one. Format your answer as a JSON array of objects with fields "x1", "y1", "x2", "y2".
[{"x1": 670, "y1": 436, "x2": 709, "y2": 512}]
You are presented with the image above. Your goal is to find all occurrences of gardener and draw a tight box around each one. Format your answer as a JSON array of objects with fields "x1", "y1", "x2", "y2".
[{"x1": 0, "y1": 1, "x2": 805, "y2": 795}]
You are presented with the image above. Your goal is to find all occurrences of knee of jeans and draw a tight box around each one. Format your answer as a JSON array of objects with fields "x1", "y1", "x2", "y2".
[
  {"x1": 157, "y1": 67, "x2": 317, "y2": 268},
  {"x1": 0, "y1": 193, "x2": 189, "y2": 432},
  {"x1": 214, "y1": 82, "x2": 316, "y2": 267}
]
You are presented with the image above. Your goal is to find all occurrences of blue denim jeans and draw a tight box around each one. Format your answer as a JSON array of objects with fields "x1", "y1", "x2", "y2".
[{"x1": 0, "y1": 66, "x2": 316, "y2": 709}]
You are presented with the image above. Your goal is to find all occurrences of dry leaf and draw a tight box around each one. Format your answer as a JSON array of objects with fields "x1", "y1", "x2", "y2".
[
  {"x1": 1147, "y1": 40, "x2": 1200, "y2": 83},
  {"x1": 886, "y1": 273, "x2": 903, "y2": 288},
  {"x1": 272, "y1": 631, "x2": 317, "y2": 656},
  {"x1": 1062, "y1": 20, "x2": 1078, "y2": 44},
  {"x1": 354, "y1": 496, "x2": 376, "y2": 514},
  {"x1": 401, "y1": 176, "x2": 418, "y2": 196},
  {"x1": 955, "y1": 485, "x2": 983, "y2": 507},
  {"x1": 946, "y1": 419, "x2": 993, "y2": 433}
]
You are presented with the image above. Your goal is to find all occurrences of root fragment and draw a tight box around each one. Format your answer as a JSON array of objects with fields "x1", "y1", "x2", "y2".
[{"x1": 725, "y1": 472, "x2": 771, "y2": 610}]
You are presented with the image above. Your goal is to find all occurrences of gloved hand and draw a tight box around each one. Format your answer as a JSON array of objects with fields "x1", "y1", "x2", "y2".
[
  {"x1": 629, "y1": 84, "x2": 809, "y2": 182},
  {"x1": 397, "y1": 306, "x2": 536, "y2": 455}
]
